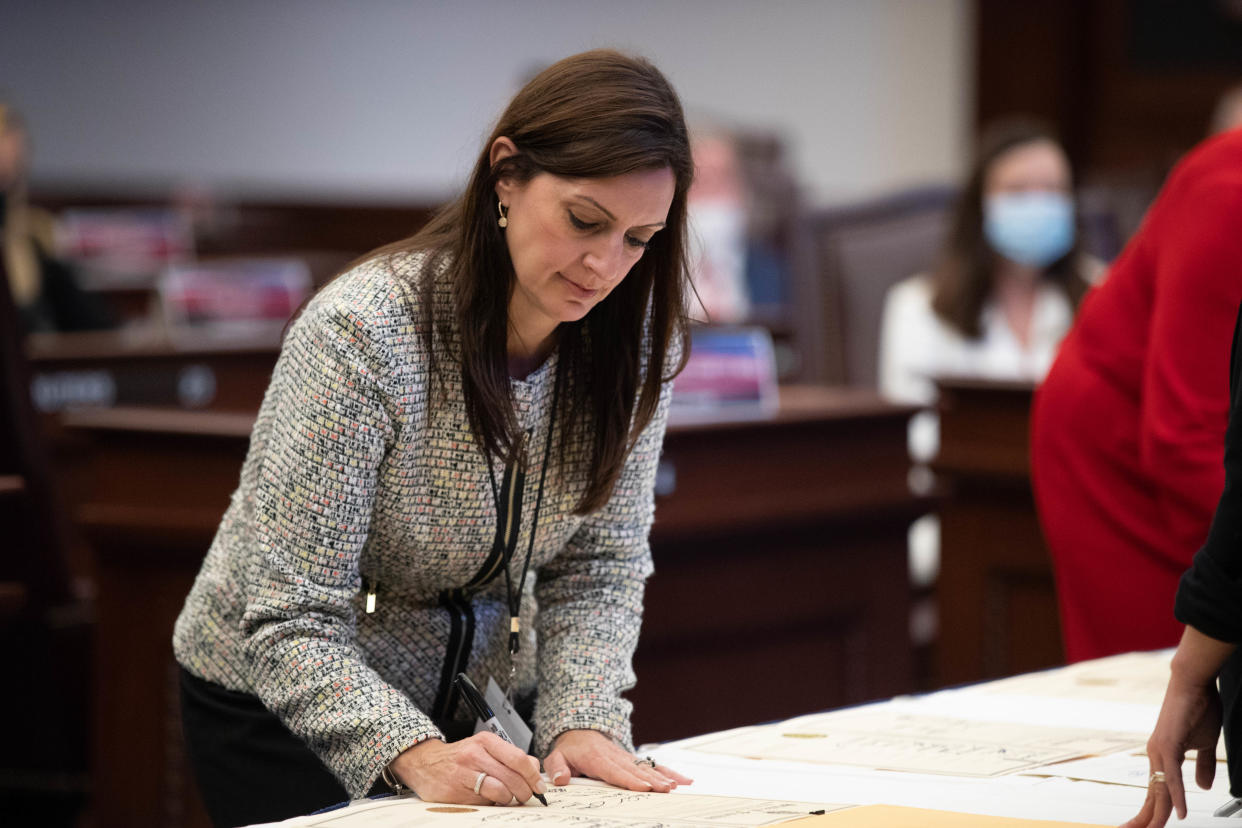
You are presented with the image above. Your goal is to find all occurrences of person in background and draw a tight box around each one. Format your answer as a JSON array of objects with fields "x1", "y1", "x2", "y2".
[
  {"x1": 1031, "y1": 128, "x2": 1242, "y2": 664},
  {"x1": 172, "y1": 50, "x2": 694, "y2": 827},
  {"x1": 877, "y1": 120, "x2": 1098, "y2": 600},
  {"x1": 1123, "y1": 303, "x2": 1242, "y2": 828},
  {"x1": 683, "y1": 124, "x2": 793, "y2": 329},
  {"x1": 685, "y1": 128, "x2": 750, "y2": 324},
  {"x1": 0, "y1": 102, "x2": 112, "y2": 333},
  {"x1": 879, "y1": 119, "x2": 1098, "y2": 463}
]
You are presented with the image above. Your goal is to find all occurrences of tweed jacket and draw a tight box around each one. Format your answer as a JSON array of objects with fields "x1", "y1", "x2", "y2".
[{"x1": 172, "y1": 251, "x2": 671, "y2": 798}]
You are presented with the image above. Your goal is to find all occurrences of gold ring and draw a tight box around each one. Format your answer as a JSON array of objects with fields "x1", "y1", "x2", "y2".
[
  {"x1": 633, "y1": 756, "x2": 656, "y2": 768},
  {"x1": 473, "y1": 771, "x2": 488, "y2": 795},
  {"x1": 1150, "y1": 771, "x2": 1167, "y2": 784}
]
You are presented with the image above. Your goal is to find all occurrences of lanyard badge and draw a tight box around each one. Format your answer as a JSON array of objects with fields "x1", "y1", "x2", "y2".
[{"x1": 481, "y1": 358, "x2": 563, "y2": 701}]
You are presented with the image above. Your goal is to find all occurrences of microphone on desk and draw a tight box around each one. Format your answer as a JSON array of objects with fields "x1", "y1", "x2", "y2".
[{"x1": 454, "y1": 672, "x2": 549, "y2": 806}]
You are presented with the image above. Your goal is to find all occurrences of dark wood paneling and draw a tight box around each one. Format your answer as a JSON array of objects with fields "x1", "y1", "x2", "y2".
[
  {"x1": 933, "y1": 378, "x2": 1063, "y2": 687},
  {"x1": 71, "y1": 416, "x2": 250, "y2": 828},
  {"x1": 976, "y1": 0, "x2": 1242, "y2": 179},
  {"x1": 27, "y1": 328, "x2": 282, "y2": 414},
  {"x1": 635, "y1": 517, "x2": 915, "y2": 744},
  {"x1": 57, "y1": 386, "x2": 921, "y2": 825},
  {"x1": 632, "y1": 389, "x2": 923, "y2": 743},
  {"x1": 0, "y1": 213, "x2": 92, "y2": 825},
  {"x1": 975, "y1": 0, "x2": 1095, "y2": 164}
]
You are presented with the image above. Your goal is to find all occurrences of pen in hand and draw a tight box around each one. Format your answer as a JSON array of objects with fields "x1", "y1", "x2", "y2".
[{"x1": 454, "y1": 673, "x2": 549, "y2": 806}]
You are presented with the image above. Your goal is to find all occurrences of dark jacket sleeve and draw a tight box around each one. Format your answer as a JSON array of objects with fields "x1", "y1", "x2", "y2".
[{"x1": 1175, "y1": 302, "x2": 1242, "y2": 642}]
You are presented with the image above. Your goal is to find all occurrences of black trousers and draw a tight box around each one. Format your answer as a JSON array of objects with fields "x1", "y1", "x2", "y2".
[
  {"x1": 1221, "y1": 648, "x2": 1242, "y2": 798},
  {"x1": 180, "y1": 668, "x2": 533, "y2": 827},
  {"x1": 179, "y1": 668, "x2": 390, "y2": 828}
]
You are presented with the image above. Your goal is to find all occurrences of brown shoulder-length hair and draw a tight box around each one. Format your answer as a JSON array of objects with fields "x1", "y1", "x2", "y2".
[
  {"x1": 930, "y1": 118, "x2": 1091, "y2": 338},
  {"x1": 369, "y1": 49, "x2": 693, "y2": 514}
]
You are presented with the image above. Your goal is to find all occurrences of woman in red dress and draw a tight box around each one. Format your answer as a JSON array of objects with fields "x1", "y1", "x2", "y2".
[{"x1": 1031, "y1": 128, "x2": 1242, "y2": 663}]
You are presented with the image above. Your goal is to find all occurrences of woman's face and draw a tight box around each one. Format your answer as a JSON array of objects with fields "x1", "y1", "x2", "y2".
[
  {"x1": 495, "y1": 158, "x2": 675, "y2": 335},
  {"x1": 980, "y1": 138, "x2": 1076, "y2": 270},
  {"x1": 983, "y1": 138, "x2": 1071, "y2": 198}
]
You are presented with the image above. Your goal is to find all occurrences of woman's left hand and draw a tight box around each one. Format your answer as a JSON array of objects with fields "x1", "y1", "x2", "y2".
[
  {"x1": 1121, "y1": 673, "x2": 1220, "y2": 828},
  {"x1": 543, "y1": 729, "x2": 693, "y2": 792}
]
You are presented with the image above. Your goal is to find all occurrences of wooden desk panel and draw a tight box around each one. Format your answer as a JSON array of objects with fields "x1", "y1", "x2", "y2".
[
  {"x1": 635, "y1": 516, "x2": 919, "y2": 744},
  {"x1": 933, "y1": 378, "x2": 1064, "y2": 688},
  {"x1": 631, "y1": 388, "x2": 925, "y2": 743},
  {"x1": 27, "y1": 328, "x2": 282, "y2": 414},
  {"x1": 63, "y1": 412, "x2": 251, "y2": 828},
  {"x1": 59, "y1": 388, "x2": 921, "y2": 826}
]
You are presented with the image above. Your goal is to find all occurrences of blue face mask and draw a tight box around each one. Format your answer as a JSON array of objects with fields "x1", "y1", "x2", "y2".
[{"x1": 983, "y1": 191, "x2": 1075, "y2": 268}]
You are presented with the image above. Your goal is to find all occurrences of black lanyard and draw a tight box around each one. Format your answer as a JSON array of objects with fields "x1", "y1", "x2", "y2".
[{"x1": 481, "y1": 356, "x2": 563, "y2": 673}]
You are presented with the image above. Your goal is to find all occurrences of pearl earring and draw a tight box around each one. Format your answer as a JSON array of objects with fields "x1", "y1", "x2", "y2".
[{"x1": 497, "y1": 200, "x2": 509, "y2": 229}]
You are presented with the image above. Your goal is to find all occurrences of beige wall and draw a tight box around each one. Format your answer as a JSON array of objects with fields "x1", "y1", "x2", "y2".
[{"x1": 0, "y1": 0, "x2": 972, "y2": 206}]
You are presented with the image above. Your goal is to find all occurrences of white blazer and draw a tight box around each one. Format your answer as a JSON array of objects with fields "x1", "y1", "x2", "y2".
[{"x1": 878, "y1": 272, "x2": 1078, "y2": 461}]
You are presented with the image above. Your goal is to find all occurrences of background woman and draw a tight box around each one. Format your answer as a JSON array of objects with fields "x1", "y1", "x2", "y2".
[
  {"x1": 173, "y1": 49, "x2": 694, "y2": 827},
  {"x1": 880, "y1": 119, "x2": 1097, "y2": 462},
  {"x1": 878, "y1": 120, "x2": 1098, "y2": 598}
]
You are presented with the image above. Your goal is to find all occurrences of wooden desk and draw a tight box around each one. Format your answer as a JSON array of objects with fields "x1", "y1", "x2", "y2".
[
  {"x1": 933, "y1": 377, "x2": 1064, "y2": 688},
  {"x1": 60, "y1": 387, "x2": 922, "y2": 827},
  {"x1": 63, "y1": 408, "x2": 252, "y2": 828},
  {"x1": 634, "y1": 387, "x2": 925, "y2": 743},
  {"x1": 26, "y1": 327, "x2": 282, "y2": 414}
]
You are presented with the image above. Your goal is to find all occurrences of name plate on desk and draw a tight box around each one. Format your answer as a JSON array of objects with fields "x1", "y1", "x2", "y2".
[
  {"x1": 32, "y1": 363, "x2": 217, "y2": 412},
  {"x1": 27, "y1": 327, "x2": 283, "y2": 413},
  {"x1": 670, "y1": 326, "x2": 778, "y2": 423},
  {"x1": 160, "y1": 258, "x2": 310, "y2": 331},
  {"x1": 57, "y1": 208, "x2": 194, "y2": 290}
]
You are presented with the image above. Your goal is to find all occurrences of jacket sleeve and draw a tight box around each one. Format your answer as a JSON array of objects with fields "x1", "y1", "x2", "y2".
[
  {"x1": 1176, "y1": 305, "x2": 1242, "y2": 643},
  {"x1": 239, "y1": 295, "x2": 442, "y2": 798},
  {"x1": 530, "y1": 376, "x2": 673, "y2": 755},
  {"x1": 1140, "y1": 178, "x2": 1242, "y2": 565}
]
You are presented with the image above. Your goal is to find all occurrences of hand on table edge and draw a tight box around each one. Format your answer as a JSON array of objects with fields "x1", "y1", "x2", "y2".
[
  {"x1": 1122, "y1": 626, "x2": 1235, "y2": 828},
  {"x1": 542, "y1": 728, "x2": 694, "y2": 793}
]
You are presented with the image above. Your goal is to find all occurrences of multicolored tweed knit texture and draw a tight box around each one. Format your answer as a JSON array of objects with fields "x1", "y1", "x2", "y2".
[{"x1": 173, "y1": 252, "x2": 671, "y2": 798}]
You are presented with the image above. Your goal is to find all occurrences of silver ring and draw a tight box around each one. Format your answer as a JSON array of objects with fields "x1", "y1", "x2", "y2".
[
  {"x1": 633, "y1": 756, "x2": 656, "y2": 768},
  {"x1": 473, "y1": 771, "x2": 488, "y2": 795},
  {"x1": 1150, "y1": 771, "x2": 1167, "y2": 784}
]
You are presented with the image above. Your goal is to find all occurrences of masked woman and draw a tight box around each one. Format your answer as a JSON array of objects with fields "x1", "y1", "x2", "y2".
[
  {"x1": 877, "y1": 120, "x2": 1098, "y2": 599},
  {"x1": 172, "y1": 50, "x2": 694, "y2": 827},
  {"x1": 879, "y1": 120, "x2": 1097, "y2": 462}
]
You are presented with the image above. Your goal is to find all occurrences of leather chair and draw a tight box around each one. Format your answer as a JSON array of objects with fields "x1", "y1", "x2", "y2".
[{"x1": 798, "y1": 186, "x2": 957, "y2": 386}]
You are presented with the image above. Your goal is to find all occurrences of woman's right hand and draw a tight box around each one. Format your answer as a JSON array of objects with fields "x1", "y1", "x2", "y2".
[
  {"x1": 390, "y1": 733, "x2": 547, "y2": 805},
  {"x1": 1122, "y1": 626, "x2": 1234, "y2": 828}
]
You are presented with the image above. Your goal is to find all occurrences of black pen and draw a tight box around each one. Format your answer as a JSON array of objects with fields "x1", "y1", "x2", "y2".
[{"x1": 454, "y1": 672, "x2": 549, "y2": 806}]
